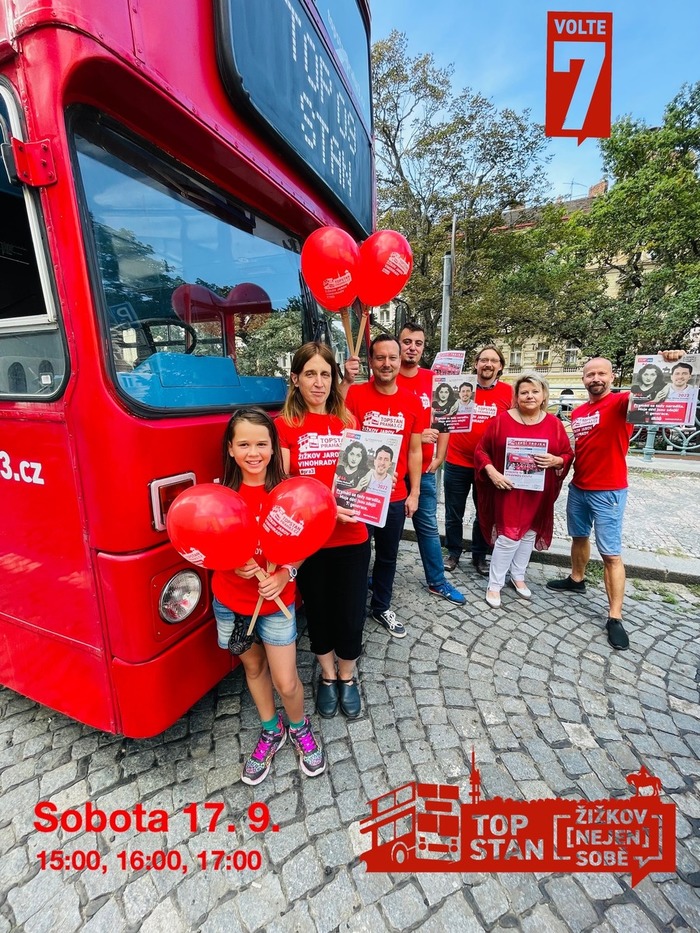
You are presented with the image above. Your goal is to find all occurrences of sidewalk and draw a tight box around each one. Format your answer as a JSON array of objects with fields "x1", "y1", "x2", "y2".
[
  {"x1": 1, "y1": 542, "x2": 699, "y2": 931},
  {"x1": 424, "y1": 455, "x2": 700, "y2": 585}
]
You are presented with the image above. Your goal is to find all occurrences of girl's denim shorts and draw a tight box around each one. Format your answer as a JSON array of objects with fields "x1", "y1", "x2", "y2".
[{"x1": 213, "y1": 597, "x2": 297, "y2": 649}]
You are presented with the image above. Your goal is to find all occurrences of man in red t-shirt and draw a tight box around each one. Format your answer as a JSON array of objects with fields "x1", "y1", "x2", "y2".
[
  {"x1": 396, "y1": 322, "x2": 465, "y2": 606},
  {"x1": 444, "y1": 346, "x2": 514, "y2": 576},
  {"x1": 346, "y1": 335, "x2": 423, "y2": 639},
  {"x1": 547, "y1": 357, "x2": 633, "y2": 650}
]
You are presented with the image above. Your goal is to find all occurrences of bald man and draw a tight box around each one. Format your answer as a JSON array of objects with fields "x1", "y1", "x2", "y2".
[{"x1": 547, "y1": 358, "x2": 633, "y2": 650}]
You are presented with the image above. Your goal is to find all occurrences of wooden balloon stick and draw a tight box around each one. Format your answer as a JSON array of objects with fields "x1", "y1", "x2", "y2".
[
  {"x1": 246, "y1": 562, "x2": 292, "y2": 637},
  {"x1": 339, "y1": 307, "x2": 354, "y2": 355},
  {"x1": 354, "y1": 306, "x2": 370, "y2": 357}
]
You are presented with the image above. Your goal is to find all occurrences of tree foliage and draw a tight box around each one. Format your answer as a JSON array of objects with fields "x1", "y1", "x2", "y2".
[
  {"x1": 371, "y1": 31, "x2": 551, "y2": 357},
  {"x1": 578, "y1": 82, "x2": 700, "y2": 374},
  {"x1": 371, "y1": 34, "x2": 700, "y2": 377}
]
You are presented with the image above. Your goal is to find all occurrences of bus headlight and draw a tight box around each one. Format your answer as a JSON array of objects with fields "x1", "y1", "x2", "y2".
[{"x1": 159, "y1": 571, "x2": 202, "y2": 623}]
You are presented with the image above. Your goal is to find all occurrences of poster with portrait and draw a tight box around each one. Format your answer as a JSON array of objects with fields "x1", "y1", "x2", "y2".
[
  {"x1": 504, "y1": 438, "x2": 548, "y2": 491},
  {"x1": 432, "y1": 350, "x2": 466, "y2": 375},
  {"x1": 332, "y1": 430, "x2": 402, "y2": 528},
  {"x1": 431, "y1": 374, "x2": 474, "y2": 433},
  {"x1": 627, "y1": 354, "x2": 699, "y2": 426}
]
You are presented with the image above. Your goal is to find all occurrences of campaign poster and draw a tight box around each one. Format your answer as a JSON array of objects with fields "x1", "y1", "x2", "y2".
[
  {"x1": 432, "y1": 350, "x2": 466, "y2": 375},
  {"x1": 504, "y1": 438, "x2": 548, "y2": 491},
  {"x1": 332, "y1": 430, "x2": 402, "y2": 528},
  {"x1": 627, "y1": 354, "x2": 699, "y2": 427},
  {"x1": 431, "y1": 374, "x2": 474, "y2": 433}
]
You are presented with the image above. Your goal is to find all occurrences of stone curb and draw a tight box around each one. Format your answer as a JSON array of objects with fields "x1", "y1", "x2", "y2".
[{"x1": 402, "y1": 528, "x2": 700, "y2": 586}]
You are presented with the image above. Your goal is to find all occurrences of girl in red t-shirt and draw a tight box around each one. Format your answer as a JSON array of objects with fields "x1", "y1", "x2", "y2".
[
  {"x1": 276, "y1": 343, "x2": 370, "y2": 721},
  {"x1": 212, "y1": 409, "x2": 325, "y2": 785}
]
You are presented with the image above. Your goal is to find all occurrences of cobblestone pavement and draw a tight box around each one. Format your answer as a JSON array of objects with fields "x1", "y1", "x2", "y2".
[
  {"x1": 2, "y1": 545, "x2": 700, "y2": 932},
  {"x1": 437, "y1": 468, "x2": 700, "y2": 561}
]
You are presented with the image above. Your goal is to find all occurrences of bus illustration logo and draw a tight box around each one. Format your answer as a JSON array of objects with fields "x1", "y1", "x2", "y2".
[{"x1": 359, "y1": 755, "x2": 675, "y2": 886}]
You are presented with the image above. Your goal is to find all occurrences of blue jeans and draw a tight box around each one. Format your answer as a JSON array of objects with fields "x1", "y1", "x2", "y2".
[
  {"x1": 370, "y1": 500, "x2": 406, "y2": 613},
  {"x1": 411, "y1": 472, "x2": 445, "y2": 587},
  {"x1": 443, "y1": 462, "x2": 488, "y2": 561}
]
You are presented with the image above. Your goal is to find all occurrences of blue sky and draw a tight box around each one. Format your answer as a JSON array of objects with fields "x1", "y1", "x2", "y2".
[{"x1": 370, "y1": 1, "x2": 700, "y2": 200}]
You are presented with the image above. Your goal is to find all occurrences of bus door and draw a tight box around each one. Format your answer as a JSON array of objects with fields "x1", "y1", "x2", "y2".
[{"x1": 0, "y1": 89, "x2": 115, "y2": 728}]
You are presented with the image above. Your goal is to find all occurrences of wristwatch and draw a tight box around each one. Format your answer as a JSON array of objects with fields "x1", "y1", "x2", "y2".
[{"x1": 281, "y1": 564, "x2": 298, "y2": 580}]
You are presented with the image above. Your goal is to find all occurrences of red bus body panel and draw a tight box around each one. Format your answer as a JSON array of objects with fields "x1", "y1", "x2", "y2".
[{"x1": 0, "y1": 0, "x2": 371, "y2": 734}]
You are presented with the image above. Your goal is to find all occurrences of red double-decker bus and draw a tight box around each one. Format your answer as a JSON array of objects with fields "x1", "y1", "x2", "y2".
[{"x1": 0, "y1": 0, "x2": 373, "y2": 736}]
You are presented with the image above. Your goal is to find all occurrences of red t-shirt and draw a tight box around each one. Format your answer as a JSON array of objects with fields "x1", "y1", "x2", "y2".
[
  {"x1": 571, "y1": 391, "x2": 632, "y2": 490},
  {"x1": 212, "y1": 483, "x2": 296, "y2": 615},
  {"x1": 396, "y1": 368, "x2": 434, "y2": 472},
  {"x1": 446, "y1": 380, "x2": 514, "y2": 468},
  {"x1": 275, "y1": 412, "x2": 368, "y2": 548},
  {"x1": 345, "y1": 381, "x2": 423, "y2": 502}
]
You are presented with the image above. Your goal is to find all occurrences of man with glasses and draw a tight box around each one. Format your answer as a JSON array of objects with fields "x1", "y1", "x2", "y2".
[{"x1": 443, "y1": 346, "x2": 513, "y2": 576}]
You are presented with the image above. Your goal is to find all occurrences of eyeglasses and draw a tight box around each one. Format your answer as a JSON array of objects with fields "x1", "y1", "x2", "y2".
[{"x1": 478, "y1": 357, "x2": 501, "y2": 364}]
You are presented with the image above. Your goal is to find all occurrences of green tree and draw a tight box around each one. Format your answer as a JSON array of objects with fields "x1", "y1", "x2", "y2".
[
  {"x1": 371, "y1": 30, "x2": 551, "y2": 357},
  {"x1": 579, "y1": 82, "x2": 700, "y2": 376}
]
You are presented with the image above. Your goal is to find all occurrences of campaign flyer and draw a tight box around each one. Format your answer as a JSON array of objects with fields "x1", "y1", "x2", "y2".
[
  {"x1": 504, "y1": 437, "x2": 548, "y2": 491},
  {"x1": 432, "y1": 350, "x2": 466, "y2": 375},
  {"x1": 431, "y1": 374, "x2": 474, "y2": 433},
  {"x1": 332, "y1": 430, "x2": 402, "y2": 528},
  {"x1": 627, "y1": 354, "x2": 699, "y2": 426}
]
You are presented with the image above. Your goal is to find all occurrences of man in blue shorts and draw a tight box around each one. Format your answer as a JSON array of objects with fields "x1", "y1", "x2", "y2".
[{"x1": 547, "y1": 358, "x2": 632, "y2": 650}]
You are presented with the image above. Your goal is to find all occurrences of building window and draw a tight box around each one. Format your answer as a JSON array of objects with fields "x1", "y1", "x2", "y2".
[
  {"x1": 564, "y1": 346, "x2": 579, "y2": 371},
  {"x1": 536, "y1": 344, "x2": 550, "y2": 366}
]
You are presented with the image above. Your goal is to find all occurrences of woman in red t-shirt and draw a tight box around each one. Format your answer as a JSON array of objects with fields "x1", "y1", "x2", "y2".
[
  {"x1": 276, "y1": 343, "x2": 370, "y2": 720},
  {"x1": 212, "y1": 410, "x2": 325, "y2": 785}
]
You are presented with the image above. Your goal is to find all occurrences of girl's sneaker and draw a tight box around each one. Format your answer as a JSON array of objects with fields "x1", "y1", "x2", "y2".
[
  {"x1": 241, "y1": 719, "x2": 286, "y2": 786},
  {"x1": 289, "y1": 717, "x2": 326, "y2": 777}
]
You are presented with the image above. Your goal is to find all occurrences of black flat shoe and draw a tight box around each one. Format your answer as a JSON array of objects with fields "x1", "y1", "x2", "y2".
[
  {"x1": 338, "y1": 678, "x2": 361, "y2": 719},
  {"x1": 546, "y1": 575, "x2": 586, "y2": 593},
  {"x1": 606, "y1": 618, "x2": 629, "y2": 651},
  {"x1": 316, "y1": 679, "x2": 339, "y2": 718}
]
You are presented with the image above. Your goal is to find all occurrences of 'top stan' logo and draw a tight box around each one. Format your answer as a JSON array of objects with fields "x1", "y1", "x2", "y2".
[
  {"x1": 545, "y1": 12, "x2": 613, "y2": 144},
  {"x1": 359, "y1": 756, "x2": 675, "y2": 887}
]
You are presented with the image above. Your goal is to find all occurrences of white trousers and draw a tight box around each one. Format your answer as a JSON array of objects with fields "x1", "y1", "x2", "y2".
[{"x1": 488, "y1": 531, "x2": 536, "y2": 591}]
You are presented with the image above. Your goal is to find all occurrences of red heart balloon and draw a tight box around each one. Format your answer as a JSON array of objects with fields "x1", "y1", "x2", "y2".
[
  {"x1": 166, "y1": 484, "x2": 257, "y2": 570},
  {"x1": 357, "y1": 230, "x2": 413, "y2": 306},
  {"x1": 300, "y1": 226, "x2": 360, "y2": 311},
  {"x1": 259, "y1": 477, "x2": 337, "y2": 565}
]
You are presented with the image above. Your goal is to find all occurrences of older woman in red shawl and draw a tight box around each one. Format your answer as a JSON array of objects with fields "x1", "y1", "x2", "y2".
[{"x1": 475, "y1": 374, "x2": 573, "y2": 608}]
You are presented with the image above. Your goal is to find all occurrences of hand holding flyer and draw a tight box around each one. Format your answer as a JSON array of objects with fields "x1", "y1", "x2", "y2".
[
  {"x1": 504, "y1": 438, "x2": 548, "y2": 491},
  {"x1": 333, "y1": 430, "x2": 401, "y2": 528},
  {"x1": 431, "y1": 374, "x2": 474, "y2": 433},
  {"x1": 627, "y1": 354, "x2": 699, "y2": 426}
]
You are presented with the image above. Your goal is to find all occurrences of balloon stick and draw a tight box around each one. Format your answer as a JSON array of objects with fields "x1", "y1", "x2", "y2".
[
  {"x1": 246, "y1": 562, "x2": 290, "y2": 636},
  {"x1": 354, "y1": 306, "x2": 370, "y2": 357},
  {"x1": 340, "y1": 308, "x2": 354, "y2": 354}
]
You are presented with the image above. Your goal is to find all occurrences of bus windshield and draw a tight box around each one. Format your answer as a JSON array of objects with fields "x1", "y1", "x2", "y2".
[{"x1": 74, "y1": 111, "x2": 315, "y2": 411}]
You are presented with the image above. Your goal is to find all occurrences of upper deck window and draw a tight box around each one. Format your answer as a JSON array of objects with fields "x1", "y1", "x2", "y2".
[
  {"x1": 72, "y1": 111, "x2": 328, "y2": 413},
  {"x1": 215, "y1": 0, "x2": 372, "y2": 235}
]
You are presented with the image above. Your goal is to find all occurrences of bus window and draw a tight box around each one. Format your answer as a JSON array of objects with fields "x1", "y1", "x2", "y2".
[
  {"x1": 0, "y1": 88, "x2": 65, "y2": 397},
  {"x1": 72, "y1": 109, "x2": 326, "y2": 411}
]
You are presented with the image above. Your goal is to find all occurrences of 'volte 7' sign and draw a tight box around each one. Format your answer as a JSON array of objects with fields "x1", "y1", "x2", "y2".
[{"x1": 545, "y1": 12, "x2": 613, "y2": 143}]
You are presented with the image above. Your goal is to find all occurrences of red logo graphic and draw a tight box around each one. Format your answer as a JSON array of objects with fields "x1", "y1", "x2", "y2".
[
  {"x1": 545, "y1": 12, "x2": 613, "y2": 143},
  {"x1": 360, "y1": 754, "x2": 675, "y2": 886}
]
